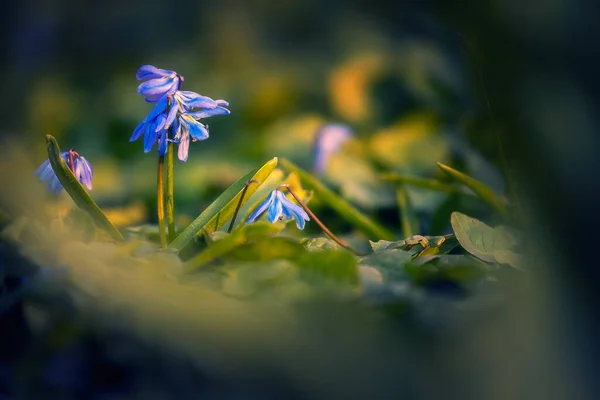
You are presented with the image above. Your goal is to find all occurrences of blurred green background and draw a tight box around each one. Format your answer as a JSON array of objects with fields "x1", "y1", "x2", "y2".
[
  {"x1": 3, "y1": 0, "x2": 600, "y2": 398},
  {"x1": 2, "y1": 0, "x2": 508, "y2": 232}
]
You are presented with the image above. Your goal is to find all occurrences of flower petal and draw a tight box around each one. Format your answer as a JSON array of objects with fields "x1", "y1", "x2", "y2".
[
  {"x1": 187, "y1": 106, "x2": 230, "y2": 120},
  {"x1": 39, "y1": 163, "x2": 55, "y2": 181},
  {"x1": 181, "y1": 114, "x2": 209, "y2": 141},
  {"x1": 137, "y1": 76, "x2": 178, "y2": 98},
  {"x1": 177, "y1": 131, "x2": 190, "y2": 162},
  {"x1": 76, "y1": 157, "x2": 93, "y2": 190},
  {"x1": 247, "y1": 191, "x2": 277, "y2": 223},
  {"x1": 277, "y1": 191, "x2": 310, "y2": 229},
  {"x1": 143, "y1": 121, "x2": 159, "y2": 153},
  {"x1": 158, "y1": 131, "x2": 168, "y2": 156},
  {"x1": 267, "y1": 192, "x2": 284, "y2": 223},
  {"x1": 164, "y1": 101, "x2": 179, "y2": 129},
  {"x1": 136, "y1": 65, "x2": 176, "y2": 80},
  {"x1": 172, "y1": 117, "x2": 182, "y2": 142},
  {"x1": 130, "y1": 120, "x2": 147, "y2": 142},
  {"x1": 34, "y1": 159, "x2": 50, "y2": 176},
  {"x1": 48, "y1": 176, "x2": 63, "y2": 194},
  {"x1": 175, "y1": 91, "x2": 218, "y2": 109},
  {"x1": 145, "y1": 95, "x2": 168, "y2": 122}
]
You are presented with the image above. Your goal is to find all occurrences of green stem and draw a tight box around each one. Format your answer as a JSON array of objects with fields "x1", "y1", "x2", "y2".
[
  {"x1": 227, "y1": 180, "x2": 260, "y2": 233},
  {"x1": 157, "y1": 155, "x2": 168, "y2": 248},
  {"x1": 278, "y1": 184, "x2": 364, "y2": 256},
  {"x1": 166, "y1": 141, "x2": 175, "y2": 241}
]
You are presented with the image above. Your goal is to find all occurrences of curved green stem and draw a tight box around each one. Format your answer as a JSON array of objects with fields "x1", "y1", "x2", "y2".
[
  {"x1": 157, "y1": 155, "x2": 168, "y2": 248},
  {"x1": 278, "y1": 184, "x2": 364, "y2": 256},
  {"x1": 227, "y1": 180, "x2": 261, "y2": 233}
]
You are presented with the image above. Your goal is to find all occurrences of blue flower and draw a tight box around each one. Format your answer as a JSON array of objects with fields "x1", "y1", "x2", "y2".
[
  {"x1": 130, "y1": 105, "x2": 169, "y2": 156},
  {"x1": 246, "y1": 189, "x2": 310, "y2": 230},
  {"x1": 132, "y1": 65, "x2": 230, "y2": 159},
  {"x1": 136, "y1": 65, "x2": 182, "y2": 102},
  {"x1": 34, "y1": 149, "x2": 93, "y2": 194},
  {"x1": 313, "y1": 123, "x2": 352, "y2": 174}
]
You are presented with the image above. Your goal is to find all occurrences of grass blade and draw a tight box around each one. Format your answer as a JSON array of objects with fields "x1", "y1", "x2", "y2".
[
  {"x1": 437, "y1": 162, "x2": 508, "y2": 218},
  {"x1": 45, "y1": 135, "x2": 124, "y2": 242},
  {"x1": 396, "y1": 185, "x2": 419, "y2": 238}
]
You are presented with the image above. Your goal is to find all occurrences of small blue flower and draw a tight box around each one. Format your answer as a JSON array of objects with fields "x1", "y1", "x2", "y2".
[
  {"x1": 136, "y1": 65, "x2": 182, "y2": 102},
  {"x1": 246, "y1": 189, "x2": 310, "y2": 230},
  {"x1": 132, "y1": 65, "x2": 230, "y2": 159},
  {"x1": 313, "y1": 123, "x2": 352, "y2": 174},
  {"x1": 34, "y1": 149, "x2": 93, "y2": 194},
  {"x1": 130, "y1": 108, "x2": 169, "y2": 156}
]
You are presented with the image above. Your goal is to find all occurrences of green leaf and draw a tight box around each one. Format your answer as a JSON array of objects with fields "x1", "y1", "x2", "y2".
[
  {"x1": 493, "y1": 249, "x2": 525, "y2": 271},
  {"x1": 404, "y1": 254, "x2": 490, "y2": 284},
  {"x1": 229, "y1": 236, "x2": 305, "y2": 262},
  {"x1": 45, "y1": 135, "x2": 124, "y2": 242},
  {"x1": 359, "y1": 249, "x2": 413, "y2": 281},
  {"x1": 296, "y1": 249, "x2": 358, "y2": 285},
  {"x1": 181, "y1": 222, "x2": 285, "y2": 273},
  {"x1": 302, "y1": 237, "x2": 342, "y2": 251},
  {"x1": 168, "y1": 157, "x2": 278, "y2": 252},
  {"x1": 221, "y1": 260, "x2": 297, "y2": 298},
  {"x1": 437, "y1": 162, "x2": 508, "y2": 218},
  {"x1": 450, "y1": 212, "x2": 514, "y2": 263},
  {"x1": 279, "y1": 158, "x2": 394, "y2": 240},
  {"x1": 396, "y1": 185, "x2": 419, "y2": 238}
]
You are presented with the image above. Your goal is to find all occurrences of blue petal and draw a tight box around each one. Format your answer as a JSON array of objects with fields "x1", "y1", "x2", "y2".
[
  {"x1": 267, "y1": 192, "x2": 284, "y2": 223},
  {"x1": 246, "y1": 191, "x2": 277, "y2": 223},
  {"x1": 75, "y1": 157, "x2": 93, "y2": 190},
  {"x1": 215, "y1": 99, "x2": 229, "y2": 107},
  {"x1": 181, "y1": 115, "x2": 209, "y2": 141},
  {"x1": 48, "y1": 176, "x2": 63, "y2": 194},
  {"x1": 175, "y1": 91, "x2": 218, "y2": 109},
  {"x1": 177, "y1": 131, "x2": 190, "y2": 161},
  {"x1": 144, "y1": 93, "x2": 164, "y2": 103},
  {"x1": 277, "y1": 191, "x2": 310, "y2": 229},
  {"x1": 187, "y1": 106, "x2": 230, "y2": 120},
  {"x1": 137, "y1": 76, "x2": 178, "y2": 98},
  {"x1": 130, "y1": 120, "x2": 147, "y2": 142},
  {"x1": 34, "y1": 159, "x2": 50, "y2": 176},
  {"x1": 145, "y1": 96, "x2": 168, "y2": 122},
  {"x1": 39, "y1": 163, "x2": 55, "y2": 181},
  {"x1": 164, "y1": 101, "x2": 179, "y2": 129},
  {"x1": 172, "y1": 117, "x2": 181, "y2": 142},
  {"x1": 136, "y1": 65, "x2": 176, "y2": 80},
  {"x1": 158, "y1": 131, "x2": 168, "y2": 156},
  {"x1": 155, "y1": 114, "x2": 167, "y2": 132},
  {"x1": 143, "y1": 121, "x2": 159, "y2": 153}
]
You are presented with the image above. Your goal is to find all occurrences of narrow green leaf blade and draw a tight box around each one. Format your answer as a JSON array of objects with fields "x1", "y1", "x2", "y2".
[
  {"x1": 396, "y1": 185, "x2": 419, "y2": 238},
  {"x1": 168, "y1": 158, "x2": 278, "y2": 252},
  {"x1": 279, "y1": 158, "x2": 394, "y2": 240},
  {"x1": 45, "y1": 135, "x2": 124, "y2": 242},
  {"x1": 437, "y1": 162, "x2": 508, "y2": 218}
]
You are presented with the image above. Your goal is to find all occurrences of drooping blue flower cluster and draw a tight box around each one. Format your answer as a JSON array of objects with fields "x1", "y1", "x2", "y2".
[
  {"x1": 246, "y1": 190, "x2": 310, "y2": 230},
  {"x1": 131, "y1": 65, "x2": 230, "y2": 161},
  {"x1": 35, "y1": 149, "x2": 93, "y2": 194}
]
